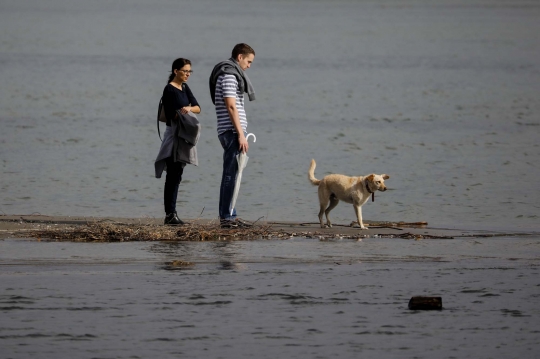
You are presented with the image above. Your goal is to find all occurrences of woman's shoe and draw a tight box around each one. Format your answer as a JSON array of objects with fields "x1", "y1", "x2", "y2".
[{"x1": 164, "y1": 212, "x2": 185, "y2": 225}]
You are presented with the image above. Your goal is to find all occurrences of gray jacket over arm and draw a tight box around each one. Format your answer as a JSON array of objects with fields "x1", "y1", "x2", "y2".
[
  {"x1": 154, "y1": 111, "x2": 200, "y2": 178},
  {"x1": 174, "y1": 111, "x2": 200, "y2": 166}
]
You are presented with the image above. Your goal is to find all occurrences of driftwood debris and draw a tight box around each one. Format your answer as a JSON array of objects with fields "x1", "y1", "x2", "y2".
[
  {"x1": 408, "y1": 296, "x2": 443, "y2": 310},
  {"x1": 20, "y1": 221, "x2": 276, "y2": 242},
  {"x1": 9, "y1": 219, "x2": 450, "y2": 242}
]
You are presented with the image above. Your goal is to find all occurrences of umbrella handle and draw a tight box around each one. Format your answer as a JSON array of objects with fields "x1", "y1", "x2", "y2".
[{"x1": 246, "y1": 133, "x2": 256, "y2": 143}]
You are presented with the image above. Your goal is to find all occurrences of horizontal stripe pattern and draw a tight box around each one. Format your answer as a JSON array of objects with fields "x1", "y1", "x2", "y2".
[{"x1": 215, "y1": 74, "x2": 247, "y2": 134}]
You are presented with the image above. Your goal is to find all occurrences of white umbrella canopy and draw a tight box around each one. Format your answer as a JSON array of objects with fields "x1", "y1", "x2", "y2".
[{"x1": 229, "y1": 133, "x2": 256, "y2": 216}]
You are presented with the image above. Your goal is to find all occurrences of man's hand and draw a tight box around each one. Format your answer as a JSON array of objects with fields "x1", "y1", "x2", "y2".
[
  {"x1": 238, "y1": 132, "x2": 249, "y2": 153},
  {"x1": 224, "y1": 97, "x2": 248, "y2": 152}
]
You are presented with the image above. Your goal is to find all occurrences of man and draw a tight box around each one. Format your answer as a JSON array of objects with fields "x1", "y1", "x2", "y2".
[{"x1": 209, "y1": 43, "x2": 256, "y2": 228}]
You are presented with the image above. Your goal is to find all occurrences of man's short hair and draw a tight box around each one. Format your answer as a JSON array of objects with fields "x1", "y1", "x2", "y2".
[{"x1": 232, "y1": 43, "x2": 255, "y2": 59}]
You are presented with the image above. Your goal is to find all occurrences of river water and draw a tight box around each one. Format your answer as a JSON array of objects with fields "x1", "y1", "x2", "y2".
[
  {"x1": 1, "y1": 236, "x2": 540, "y2": 358},
  {"x1": 1, "y1": 0, "x2": 539, "y2": 231}
]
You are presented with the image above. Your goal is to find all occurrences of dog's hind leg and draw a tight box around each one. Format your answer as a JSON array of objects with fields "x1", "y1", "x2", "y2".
[
  {"x1": 353, "y1": 204, "x2": 368, "y2": 230},
  {"x1": 318, "y1": 201, "x2": 328, "y2": 228},
  {"x1": 325, "y1": 195, "x2": 339, "y2": 228},
  {"x1": 318, "y1": 188, "x2": 330, "y2": 228}
]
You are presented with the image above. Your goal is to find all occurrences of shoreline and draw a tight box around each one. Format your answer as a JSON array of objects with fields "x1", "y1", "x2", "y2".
[{"x1": 1, "y1": 214, "x2": 536, "y2": 241}]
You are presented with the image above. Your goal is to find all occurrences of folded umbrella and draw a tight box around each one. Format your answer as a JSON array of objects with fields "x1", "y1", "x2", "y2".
[{"x1": 230, "y1": 133, "x2": 256, "y2": 216}]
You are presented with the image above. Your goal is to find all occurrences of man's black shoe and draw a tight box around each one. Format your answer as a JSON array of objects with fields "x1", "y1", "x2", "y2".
[
  {"x1": 220, "y1": 220, "x2": 236, "y2": 229},
  {"x1": 164, "y1": 212, "x2": 185, "y2": 225},
  {"x1": 220, "y1": 218, "x2": 253, "y2": 229},
  {"x1": 235, "y1": 218, "x2": 253, "y2": 227}
]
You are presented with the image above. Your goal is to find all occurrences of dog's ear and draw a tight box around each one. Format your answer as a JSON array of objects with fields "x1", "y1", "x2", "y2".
[
  {"x1": 382, "y1": 174, "x2": 390, "y2": 180},
  {"x1": 367, "y1": 174, "x2": 375, "y2": 182}
]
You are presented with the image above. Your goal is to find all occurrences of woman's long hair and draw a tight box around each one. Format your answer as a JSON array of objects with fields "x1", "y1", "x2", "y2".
[{"x1": 168, "y1": 58, "x2": 192, "y2": 83}]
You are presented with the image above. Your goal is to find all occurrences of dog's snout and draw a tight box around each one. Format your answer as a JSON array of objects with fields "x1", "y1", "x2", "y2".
[{"x1": 380, "y1": 186, "x2": 387, "y2": 191}]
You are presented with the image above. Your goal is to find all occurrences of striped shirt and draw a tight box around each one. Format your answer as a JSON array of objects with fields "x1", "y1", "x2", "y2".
[{"x1": 215, "y1": 74, "x2": 247, "y2": 134}]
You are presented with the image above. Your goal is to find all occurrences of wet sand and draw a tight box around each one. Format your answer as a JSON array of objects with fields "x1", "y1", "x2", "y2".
[{"x1": 0, "y1": 214, "x2": 531, "y2": 241}]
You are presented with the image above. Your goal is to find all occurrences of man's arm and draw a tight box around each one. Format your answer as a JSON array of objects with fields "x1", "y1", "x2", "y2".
[{"x1": 224, "y1": 97, "x2": 248, "y2": 153}]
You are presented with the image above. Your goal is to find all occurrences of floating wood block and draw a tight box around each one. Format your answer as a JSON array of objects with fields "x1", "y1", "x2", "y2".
[{"x1": 408, "y1": 296, "x2": 442, "y2": 310}]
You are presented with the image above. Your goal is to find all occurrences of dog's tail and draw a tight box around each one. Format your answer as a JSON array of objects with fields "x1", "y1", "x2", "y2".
[{"x1": 308, "y1": 159, "x2": 320, "y2": 186}]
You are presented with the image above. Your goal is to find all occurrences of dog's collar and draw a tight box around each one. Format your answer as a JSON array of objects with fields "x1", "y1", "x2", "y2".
[
  {"x1": 365, "y1": 179, "x2": 374, "y2": 194},
  {"x1": 365, "y1": 179, "x2": 375, "y2": 202}
]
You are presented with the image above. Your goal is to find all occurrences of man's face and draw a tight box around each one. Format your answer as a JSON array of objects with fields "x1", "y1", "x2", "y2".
[{"x1": 237, "y1": 53, "x2": 255, "y2": 71}]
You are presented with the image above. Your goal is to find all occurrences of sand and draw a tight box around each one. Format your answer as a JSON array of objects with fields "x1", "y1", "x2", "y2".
[{"x1": 0, "y1": 214, "x2": 527, "y2": 241}]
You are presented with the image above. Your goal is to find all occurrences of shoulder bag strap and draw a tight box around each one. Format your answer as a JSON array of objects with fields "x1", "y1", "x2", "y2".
[{"x1": 157, "y1": 97, "x2": 163, "y2": 141}]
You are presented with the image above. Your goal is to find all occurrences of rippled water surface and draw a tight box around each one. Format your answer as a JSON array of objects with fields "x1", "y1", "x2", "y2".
[
  {"x1": 1, "y1": 0, "x2": 539, "y2": 231},
  {"x1": 1, "y1": 1, "x2": 540, "y2": 356},
  {"x1": 1, "y1": 237, "x2": 540, "y2": 358}
]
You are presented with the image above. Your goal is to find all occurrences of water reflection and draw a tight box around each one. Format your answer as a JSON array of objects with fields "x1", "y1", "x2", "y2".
[{"x1": 149, "y1": 241, "x2": 246, "y2": 270}]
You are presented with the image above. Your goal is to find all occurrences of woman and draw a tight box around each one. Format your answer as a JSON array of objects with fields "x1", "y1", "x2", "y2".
[{"x1": 156, "y1": 58, "x2": 201, "y2": 225}]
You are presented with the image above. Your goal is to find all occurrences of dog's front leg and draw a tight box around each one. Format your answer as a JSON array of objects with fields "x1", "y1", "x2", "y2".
[{"x1": 353, "y1": 205, "x2": 367, "y2": 230}]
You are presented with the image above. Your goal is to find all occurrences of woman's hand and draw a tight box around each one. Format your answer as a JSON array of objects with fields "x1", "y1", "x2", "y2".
[
  {"x1": 179, "y1": 106, "x2": 192, "y2": 114},
  {"x1": 178, "y1": 105, "x2": 200, "y2": 115}
]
